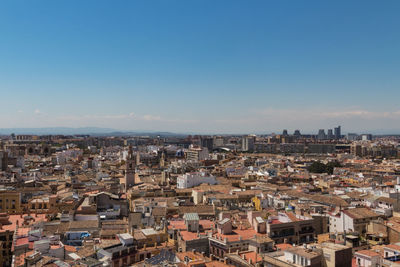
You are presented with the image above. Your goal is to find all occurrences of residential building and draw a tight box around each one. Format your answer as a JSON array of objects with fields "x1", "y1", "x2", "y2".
[
  {"x1": 177, "y1": 172, "x2": 217, "y2": 189},
  {"x1": 267, "y1": 212, "x2": 316, "y2": 245}
]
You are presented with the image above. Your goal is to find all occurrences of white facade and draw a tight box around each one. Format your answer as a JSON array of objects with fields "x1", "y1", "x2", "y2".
[
  {"x1": 329, "y1": 209, "x2": 379, "y2": 234},
  {"x1": 329, "y1": 211, "x2": 358, "y2": 233},
  {"x1": 329, "y1": 214, "x2": 345, "y2": 233},
  {"x1": 384, "y1": 246, "x2": 400, "y2": 258},
  {"x1": 284, "y1": 251, "x2": 312, "y2": 266},
  {"x1": 192, "y1": 190, "x2": 204, "y2": 205},
  {"x1": 355, "y1": 252, "x2": 380, "y2": 267},
  {"x1": 177, "y1": 172, "x2": 217, "y2": 189}
]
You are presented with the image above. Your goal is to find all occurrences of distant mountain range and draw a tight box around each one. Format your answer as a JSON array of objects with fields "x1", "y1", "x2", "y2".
[
  {"x1": 1, "y1": 127, "x2": 400, "y2": 137},
  {"x1": 0, "y1": 127, "x2": 184, "y2": 137}
]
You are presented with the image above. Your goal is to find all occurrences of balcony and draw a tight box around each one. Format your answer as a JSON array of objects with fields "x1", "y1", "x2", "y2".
[
  {"x1": 270, "y1": 229, "x2": 295, "y2": 238},
  {"x1": 299, "y1": 228, "x2": 314, "y2": 234}
]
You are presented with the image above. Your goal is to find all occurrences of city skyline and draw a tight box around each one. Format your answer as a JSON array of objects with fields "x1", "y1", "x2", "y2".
[
  {"x1": 1, "y1": 1, "x2": 400, "y2": 133},
  {"x1": 0, "y1": 125, "x2": 394, "y2": 136}
]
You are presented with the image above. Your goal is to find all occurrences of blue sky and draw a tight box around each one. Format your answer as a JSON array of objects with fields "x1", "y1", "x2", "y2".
[{"x1": 1, "y1": 1, "x2": 400, "y2": 134}]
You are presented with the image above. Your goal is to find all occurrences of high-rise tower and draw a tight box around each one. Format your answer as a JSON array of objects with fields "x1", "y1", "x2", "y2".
[
  {"x1": 327, "y1": 129, "x2": 334, "y2": 139},
  {"x1": 334, "y1": 126, "x2": 341, "y2": 140},
  {"x1": 317, "y1": 129, "x2": 327, "y2": 140}
]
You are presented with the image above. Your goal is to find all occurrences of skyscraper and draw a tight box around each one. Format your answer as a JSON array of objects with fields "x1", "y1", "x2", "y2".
[
  {"x1": 317, "y1": 129, "x2": 327, "y2": 140},
  {"x1": 327, "y1": 129, "x2": 333, "y2": 139},
  {"x1": 201, "y1": 136, "x2": 214, "y2": 151},
  {"x1": 242, "y1": 135, "x2": 255, "y2": 152},
  {"x1": 334, "y1": 126, "x2": 341, "y2": 140}
]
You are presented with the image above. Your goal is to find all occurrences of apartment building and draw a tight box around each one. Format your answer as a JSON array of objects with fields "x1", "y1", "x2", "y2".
[{"x1": 267, "y1": 212, "x2": 316, "y2": 245}]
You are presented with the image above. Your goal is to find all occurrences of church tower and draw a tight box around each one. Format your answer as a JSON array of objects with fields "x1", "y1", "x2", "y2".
[
  {"x1": 160, "y1": 151, "x2": 165, "y2": 168},
  {"x1": 125, "y1": 145, "x2": 135, "y2": 191}
]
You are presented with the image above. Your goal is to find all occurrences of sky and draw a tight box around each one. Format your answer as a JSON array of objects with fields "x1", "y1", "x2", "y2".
[{"x1": 0, "y1": 1, "x2": 400, "y2": 134}]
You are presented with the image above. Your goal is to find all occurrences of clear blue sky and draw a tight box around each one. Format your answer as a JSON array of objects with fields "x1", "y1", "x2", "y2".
[{"x1": 1, "y1": 0, "x2": 399, "y2": 134}]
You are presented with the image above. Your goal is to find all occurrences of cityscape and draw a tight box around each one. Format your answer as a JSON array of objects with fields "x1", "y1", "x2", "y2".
[
  {"x1": 2, "y1": 1, "x2": 400, "y2": 267},
  {"x1": 1, "y1": 127, "x2": 400, "y2": 267}
]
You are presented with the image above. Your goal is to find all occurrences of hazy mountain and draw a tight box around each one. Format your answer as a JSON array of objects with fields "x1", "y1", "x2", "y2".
[{"x1": 0, "y1": 127, "x2": 182, "y2": 136}]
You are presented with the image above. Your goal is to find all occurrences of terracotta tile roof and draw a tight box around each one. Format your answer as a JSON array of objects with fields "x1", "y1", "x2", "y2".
[
  {"x1": 384, "y1": 244, "x2": 400, "y2": 252},
  {"x1": 356, "y1": 250, "x2": 380, "y2": 257},
  {"x1": 205, "y1": 261, "x2": 233, "y2": 267},
  {"x1": 168, "y1": 219, "x2": 214, "y2": 230},
  {"x1": 15, "y1": 237, "x2": 29, "y2": 247},
  {"x1": 212, "y1": 229, "x2": 260, "y2": 242},
  {"x1": 179, "y1": 205, "x2": 215, "y2": 215},
  {"x1": 376, "y1": 197, "x2": 397, "y2": 204},
  {"x1": 343, "y1": 208, "x2": 379, "y2": 219},
  {"x1": 180, "y1": 230, "x2": 212, "y2": 241},
  {"x1": 176, "y1": 251, "x2": 205, "y2": 262},
  {"x1": 65, "y1": 245, "x2": 77, "y2": 252},
  {"x1": 276, "y1": 243, "x2": 293, "y2": 251},
  {"x1": 239, "y1": 251, "x2": 263, "y2": 263}
]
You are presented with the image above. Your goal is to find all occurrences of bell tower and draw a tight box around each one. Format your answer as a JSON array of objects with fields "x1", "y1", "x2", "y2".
[{"x1": 125, "y1": 145, "x2": 135, "y2": 191}]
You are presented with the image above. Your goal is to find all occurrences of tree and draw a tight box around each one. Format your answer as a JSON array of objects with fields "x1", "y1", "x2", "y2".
[
  {"x1": 326, "y1": 161, "x2": 341, "y2": 174},
  {"x1": 308, "y1": 161, "x2": 341, "y2": 174},
  {"x1": 308, "y1": 161, "x2": 327, "y2": 174}
]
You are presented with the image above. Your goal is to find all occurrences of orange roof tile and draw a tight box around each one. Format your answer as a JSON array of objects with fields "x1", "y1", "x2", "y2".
[
  {"x1": 356, "y1": 250, "x2": 380, "y2": 257},
  {"x1": 239, "y1": 251, "x2": 262, "y2": 263},
  {"x1": 65, "y1": 245, "x2": 77, "y2": 252},
  {"x1": 276, "y1": 243, "x2": 293, "y2": 251},
  {"x1": 213, "y1": 229, "x2": 259, "y2": 242},
  {"x1": 205, "y1": 261, "x2": 233, "y2": 267}
]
